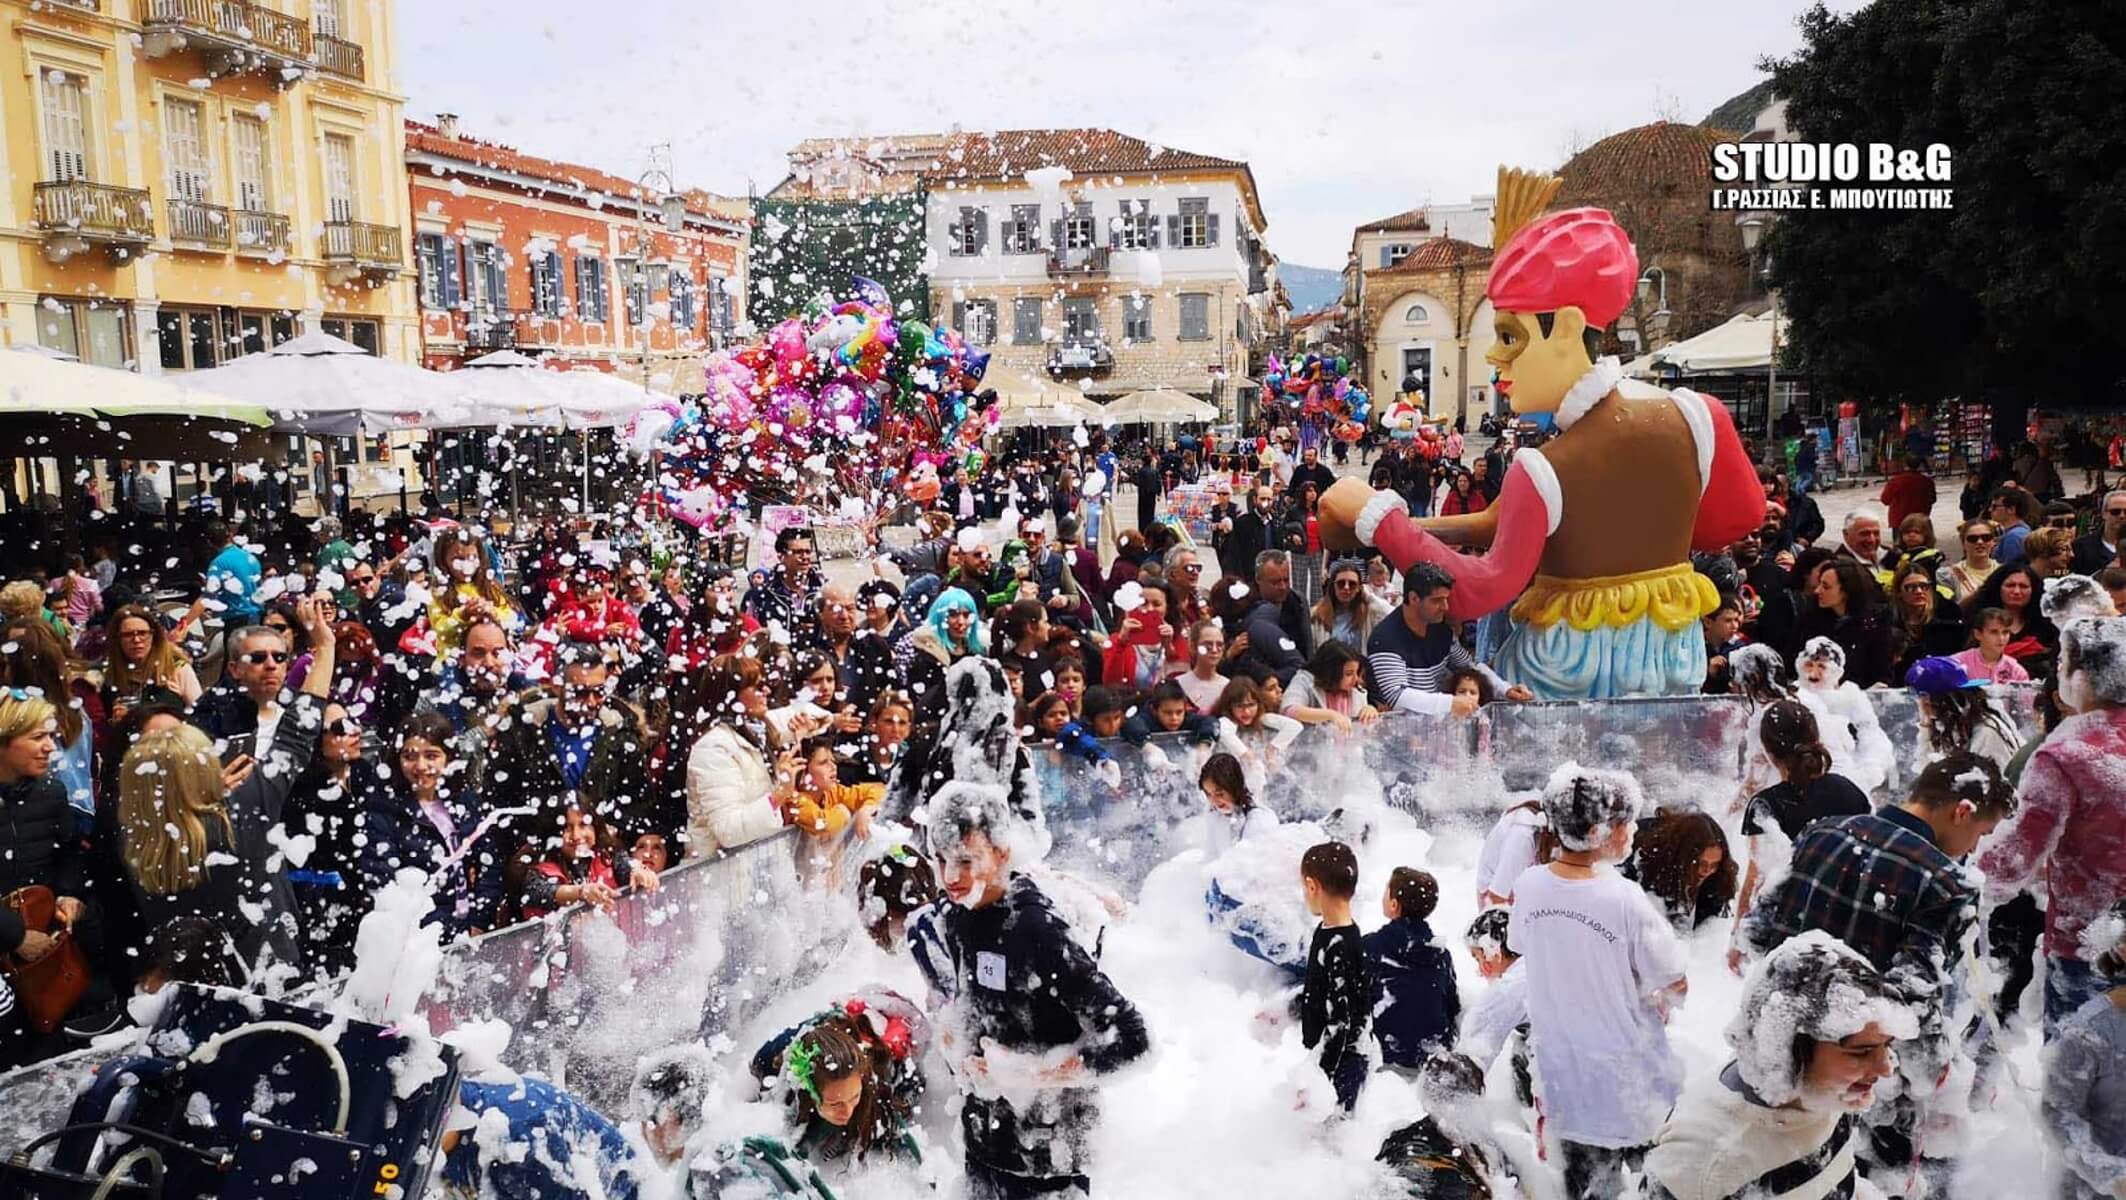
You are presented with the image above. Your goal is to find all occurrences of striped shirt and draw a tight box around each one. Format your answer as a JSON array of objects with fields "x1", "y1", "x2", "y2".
[{"x1": 1362, "y1": 612, "x2": 1506, "y2": 715}]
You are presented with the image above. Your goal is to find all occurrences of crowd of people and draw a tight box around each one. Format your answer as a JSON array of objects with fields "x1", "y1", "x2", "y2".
[{"x1": 1, "y1": 417, "x2": 2124, "y2": 1200}]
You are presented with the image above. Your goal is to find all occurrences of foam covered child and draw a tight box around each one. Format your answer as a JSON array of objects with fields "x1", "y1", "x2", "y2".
[
  {"x1": 1363, "y1": 866, "x2": 1460, "y2": 1070},
  {"x1": 1299, "y1": 840, "x2": 1373, "y2": 1112},
  {"x1": 1795, "y1": 636, "x2": 1894, "y2": 794}
]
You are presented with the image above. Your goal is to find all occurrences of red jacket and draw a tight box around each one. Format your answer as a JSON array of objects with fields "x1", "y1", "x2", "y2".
[
  {"x1": 1879, "y1": 471, "x2": 1937, "y2": 529},
  {"x1": 1979, "y1": 707, "x2": 2126, "y2": 959},
  {"x1": 1440, "y1": 488, "x2": 1488, "y2": 517},
  {"x1": 556, "y1": 595, "x2": 640, "y2": 645}
]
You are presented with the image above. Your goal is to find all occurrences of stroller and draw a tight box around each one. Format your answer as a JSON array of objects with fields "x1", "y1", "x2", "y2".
[{"x1": 0, "y1": 985, "x2": 460, "y2": 1199}]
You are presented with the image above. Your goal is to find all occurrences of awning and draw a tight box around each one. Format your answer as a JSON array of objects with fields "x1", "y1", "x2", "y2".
[
  {"x1": 446, "y1": 353, "x2": 654, "y2": 430},
  {"x1": 199, "y1": 332, "x2": 479, "y2": 435},
  {"x1": 1104, "y1": 388, "x2": 1218, "y2": 423},
  {"x1": 986, "y1": 370, "x2": 1096, "y2": 429},
  {"x1": 1643, "y1": 311, "x2": 1780, "y2": 375},
  {"x1": 4, "y1": 346, "x2": 271, "y2": 425}
]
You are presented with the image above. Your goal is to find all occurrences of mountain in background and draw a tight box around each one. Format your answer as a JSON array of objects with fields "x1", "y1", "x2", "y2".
[{"x1": 1278, "y1": 264, "x2": 1344, "y2": 314}]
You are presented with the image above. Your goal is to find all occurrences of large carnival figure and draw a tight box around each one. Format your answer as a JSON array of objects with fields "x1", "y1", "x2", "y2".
[{"x1": 1320, "y1": 169, "x2": 1761, "y2": 699}]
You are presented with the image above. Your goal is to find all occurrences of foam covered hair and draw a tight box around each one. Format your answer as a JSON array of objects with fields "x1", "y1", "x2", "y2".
[
  {"x1": 1726, "y1": 931, "x2": 1916, "y2": 1107},
  {"x1": 1729, "y1": 643, "x2": 1791, "y2": 698},
  {"x1": 1798, "y1": 635, "x2": 1847, "y2": 676},
  {"x1": 1539, "y1": 763, "x2": 1644, "y2": 853},
  {"x1": 2041, "y1": 574, "x2": 2116, "y2": 624}
]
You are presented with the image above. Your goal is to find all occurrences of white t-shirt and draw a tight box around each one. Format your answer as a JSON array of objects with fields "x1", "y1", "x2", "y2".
[
  {"x1": 1507, "y1": 864, "x2": 1687, "y2": 1148},
  {"x1": 1475, "y1": 805, "x2": 1546, "y2": 903},
  {"x1": 1460, "y1": 959, "x2": 1529, "y2": 1071}
]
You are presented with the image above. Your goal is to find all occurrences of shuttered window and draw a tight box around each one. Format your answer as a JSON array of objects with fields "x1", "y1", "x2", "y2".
[
  {"x1": 530, "y1": 250, "x2": 564, "y2": 318},
  {"x1": 1179, "y1": 293, "x2": 1210, "y2": 341},
  {"x1": 1013, "y1": 297, "x2": 1043, "y2": 345},
  {"x1": 575, "y1": 256, "x2": 609, "y2": 322},
  {"x1": 232, "y1": 114, "x2": 270, "y2": 211},
  {"x1": 165, "y1": 99, "x2": 211, "y2": 202},
  {"x1": 1123, "y1": 294, "x2": 1152, "y2": 342},
  {"x1": 41, "y1": 70, "x2": 91, "y2": 182},
  {"x1": 322, "y1": 133, "x2": 357, "y2": 221}
]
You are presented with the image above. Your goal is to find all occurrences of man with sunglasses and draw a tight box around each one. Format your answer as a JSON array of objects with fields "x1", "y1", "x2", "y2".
[
  {"x1": 193, "y1": 596, "x2": 336, "y2": 765},
  {"x1": 2071, "y1": 489, "x2": 2126, "y2": 574}
]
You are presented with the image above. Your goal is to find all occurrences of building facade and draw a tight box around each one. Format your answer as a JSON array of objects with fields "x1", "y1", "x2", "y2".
[
  {"x1": 405, "y1": 117, "x2": 746, "y2": 395},
  {"x1": 2, "y1": 0, "x2": 417, "y2": 370},
  {"x1": 1342, "y1": 205, "x2": 1499, "y2": 425},
  {"x1": 768, "y1": 129, "x2": 1278, "y2": 421}
]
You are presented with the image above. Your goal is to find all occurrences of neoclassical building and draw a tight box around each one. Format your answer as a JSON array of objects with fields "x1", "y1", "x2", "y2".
[{"x1": 1344, "y1": 228, "x2": 1496, "y2": 425}]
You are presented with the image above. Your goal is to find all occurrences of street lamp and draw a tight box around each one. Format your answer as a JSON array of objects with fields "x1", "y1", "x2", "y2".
[
  {"x1": 1736, "y1": 213, "x2": 1780, "y2": 433},
  {"x1": 1635, "y1": 266, "x2": 1673, "y2": 338},
  {"x1": 634, "y1": 144, "x2": 687, "y2": 400}
]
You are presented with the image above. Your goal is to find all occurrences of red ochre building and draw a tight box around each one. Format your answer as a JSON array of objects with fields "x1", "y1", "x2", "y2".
[{"x1": 404, "y1": 115, "x2": 746, "y2": 395}]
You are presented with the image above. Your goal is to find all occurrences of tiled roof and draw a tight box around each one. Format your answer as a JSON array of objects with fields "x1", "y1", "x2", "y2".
[
  {"x1": 405, "y1": 121, "x2": 739, "y2": 221},
  {"x1": 1557, "y1": 120, "x2": 1727, "y2": 203},
  {"x1": 790, "y1": 128, "x2": 1246, "y2": 180},
  {"x1": 1374, "y1": 237, "x2": 1491, "y2": 275},
  {"x1": 1356, "y1": 207, "x2": 1432, "y2": 234}
]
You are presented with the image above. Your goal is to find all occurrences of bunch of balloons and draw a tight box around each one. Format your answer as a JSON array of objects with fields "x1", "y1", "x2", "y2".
[
  {"x1": 632, "y1": 278, "x2": 994, "y2": 531},
  {"x1": 1261, "y1": 352, "x2": 1371, "y2": 444}
]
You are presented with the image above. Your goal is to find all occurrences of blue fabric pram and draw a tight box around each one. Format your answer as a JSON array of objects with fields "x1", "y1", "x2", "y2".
[
  {"x1": 0, "y1": 984, "x2": 461, "y2": 1200},
  {"x1": 1206, "y1": 878, "x2": 1306, "y2": 982}
]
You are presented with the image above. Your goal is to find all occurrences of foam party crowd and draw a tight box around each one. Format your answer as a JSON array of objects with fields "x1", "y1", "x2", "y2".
[{"x1": 3, "y1": 175, "x2": 2126, "y2": 1200}]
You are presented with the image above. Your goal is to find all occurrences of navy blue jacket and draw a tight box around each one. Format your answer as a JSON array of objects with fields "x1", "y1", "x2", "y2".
[
  {"x1": 355, "y1": 779, "x2": 511, "y2": 937},
  {"x1": 1362, "y1": 917, "x2": 1460, "y2": 1068},
  {"x1": 1119, "y1": 708, "x2": 1220, "y2": 747}
]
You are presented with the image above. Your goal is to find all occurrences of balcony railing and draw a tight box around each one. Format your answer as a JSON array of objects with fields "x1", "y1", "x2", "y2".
[
  {"x1": 167, "y1": 197, "x2": 231, "y2": 248},
  {"x1": 465, "y1": 310, "x2": 519, "y2": 351},
  {"x1": 142, "y1": 0, "x2": 313, "y2": 72},
  {"x1": 33, "y1": 180, "x2": 155, "y2": 244},
  {"x1": 321, "y1": 220, "x2": 401, "y2": 272},
  {"x1": 1047, "y1": 246, "x2": 1110, "y2": 278},
  {"x1": 234, "y1": 209, "x2": 290, "y2": 257},
  {"x1": 1048, "y1": 339, "x2": 1114, "y2": 375},
  {"x1": 314, "y1": 30, "x2": 364, "y2": 80}
]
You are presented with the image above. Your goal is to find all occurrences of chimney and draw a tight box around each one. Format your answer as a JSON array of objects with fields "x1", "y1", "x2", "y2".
[{"x1": 436, "y1": 113, "x2": 460, "y2": 140}]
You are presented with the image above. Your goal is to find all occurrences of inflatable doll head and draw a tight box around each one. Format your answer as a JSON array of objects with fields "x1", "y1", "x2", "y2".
[{"x1": 1482, "y1": 168, "x2": 1638, "y2": 417}]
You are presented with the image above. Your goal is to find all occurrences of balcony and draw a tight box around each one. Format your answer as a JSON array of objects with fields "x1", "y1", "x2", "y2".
[
  {"x1": 1047, "y1": 245, "x2": 1110, "y2": 279},
  {"x1": 234, "y1": 209, "x2": 291, "y2": 258},
  {"x1": 141, "y1": 0, "x2": 313, "y2": 80},
  {"x1": 1047, "y1": 338, "x2": 1114, "y2": 377},
  {"x1": 32, "y1": 181, "x2": 154, "y2": 261},
  {"x1": 167, "y1": 197, "x2": 231, "y2": 249},
  {"x1": 465, "y1": 310, "x2": 520, "y2": 352},
  {"x1": 314, "y1": 29, "x2": 364, "y2": 81},
  {"x1": 320, "y1": 220, "x2": 401, "y2": 278}
]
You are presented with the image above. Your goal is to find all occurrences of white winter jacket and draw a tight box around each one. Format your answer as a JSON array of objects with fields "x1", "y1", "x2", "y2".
[{"x1": 684, "y1": 723, "x2": 785, "y2": 860}]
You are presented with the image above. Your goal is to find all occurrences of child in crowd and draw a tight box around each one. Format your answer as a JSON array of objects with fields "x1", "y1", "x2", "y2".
[
  {"x1": 1950, "y1": 606, "x2": 2033, "y2": 684},
  {"x1": 1177, "y1": 619, "x2": 1230, "y2": 714},
  {"x1": 1444, "y1": 666, "x2": 1493, "y2": 719},
  {"x1": 1364, "y1": 867, "x2": 1460, "y2": 1070},
  {"x1": 1030, "y1": 690, "x2": 1112, "y2": 768},
  {"x1": 1460, "y1": 908, "x2": 1529, "y2": 1071},
  {"x1": 1120, "y1": 679, "x2": 1221, "y2": 747},
  {"x1": 918, "y1": 787, "x2": 1149, "y2": 1199},
  {"x1": 1199, "y1": 752, "x2": 1278, "y2": 857},
  {"x1": 1211, "y1": 677, "x2": 1303, "y2": 778},
  {"x1": 2042, "y1": 898, "x2": 2126, "y2": 1200},
  {"x1": 1701, "y1": 592, "x2": 1744, "y2": 695},
  {"x1": 1508, "y1": 766, "x2": 1687, "y2": 1199},
  {"x1": 1300, "y1": 840, "x2": 1372, "y2": 1112},
  {"x1": 519, "y1": 804, "x2": 660, "y2": 921},
  {"x1": 1795, "y1": 637, "x2": 1894, "y2": 795},
  {"x1": 786, "y1": 736, "x2": 885, "y2": 840},
  {"x1": 1375, "y1": 1053, "x2": 1503, "y2": 1198},
  {"x1": 1051, "y1": 657, "x2": 1087, "y2": 718},
  {"x1": 1079, "y1": 685, "x2": 1132, "y2": 739}
]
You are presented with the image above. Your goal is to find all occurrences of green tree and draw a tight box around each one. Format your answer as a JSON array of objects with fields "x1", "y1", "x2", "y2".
[
  {"x1": 746, "y1": 194, "x2": 930, "y2": 326},
  {"x1": 1764, "y1": 0, "x2": 2126, "y2": 438}
]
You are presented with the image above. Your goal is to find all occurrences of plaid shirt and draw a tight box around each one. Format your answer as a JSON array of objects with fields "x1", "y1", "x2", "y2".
[{"x1": 1747, "y1": 806, "x2": 1978, "y2": 1008}]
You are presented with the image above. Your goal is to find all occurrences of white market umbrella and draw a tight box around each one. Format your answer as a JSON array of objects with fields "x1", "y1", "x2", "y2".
[
  {"x1": 1105, "y1": 387, "x2": 1217, "y2": 423},
  {"x1": 1645, "y1": 311, "x2": 1779, "y2": 375},
  {"x1": 4, "y1": 347, "x2": 269, "y2": 424},
  {"x1": 987, "y1": 370, "x2": 1094, "y2": 429},
  {"x1": 199, "y1": 332, "x2": 476, "y2": 434},
  {"x1": 450, "y1": 352, "x2": 652, "y2": 431}
]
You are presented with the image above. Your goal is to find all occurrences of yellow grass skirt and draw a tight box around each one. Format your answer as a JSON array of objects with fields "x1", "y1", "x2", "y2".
[{"x1": 1508, "y1": 562, "x2": 1718, "y2": 635}]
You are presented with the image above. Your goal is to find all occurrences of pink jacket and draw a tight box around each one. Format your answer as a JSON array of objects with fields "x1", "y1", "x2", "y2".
[
  {"x1": 1979, "y1": 707, "x2": 2126, "y2": 958},
  {"x1": 1949, "y1": 647, "x2": 2030, "y2": 684}
]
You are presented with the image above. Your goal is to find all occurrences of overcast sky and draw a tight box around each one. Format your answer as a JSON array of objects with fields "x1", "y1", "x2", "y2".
[{"x1": 398, "y1": 0, "x2": 1863, "y2": 268}]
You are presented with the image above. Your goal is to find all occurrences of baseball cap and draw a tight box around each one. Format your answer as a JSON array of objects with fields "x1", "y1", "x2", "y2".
[{"x1": 1904, "y1": 656, "x2": 1985, "y2": 694}]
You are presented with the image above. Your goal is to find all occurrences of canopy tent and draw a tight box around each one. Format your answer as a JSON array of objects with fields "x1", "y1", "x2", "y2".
[
  {"x1": 4, "y1": 346, "x2": 271, "y2": 425},
  {"x1": 986, "y1": 370, "x2": 1096, "y2": 429},
  {"x1": 1637, "y1": 311, "x2": 1779, "y2": 376},
  {"x1": 197, "y1": 332, "x2": 478, "y2": 435},
  {"x1": 447, "y1": 352, "x2": 654, "y2": 430},
  {"x1": 1104, "y1": 387, "x2": 1217, "y2": 423}
]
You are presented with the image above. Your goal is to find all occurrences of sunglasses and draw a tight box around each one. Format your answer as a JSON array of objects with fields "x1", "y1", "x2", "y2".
[
  {"x1": 1176, "y1": 563, "x2": 1202, "y2": 573},
  {"x1": 326, "y1": 718, "x2": 362, "y2": 736},
  {"x1": 2047, "y1": 518, "x2": 2078, "y2": 529},
  {"x1": 566, "y1": 683, "x2": 609, "y2": 698},
  {"x1": 264, "y1": 622, "x2": 292, "y2": 633},
  {"x1": 1964, "y1": 533, "x2": 1996, "y2": 543},
  {"x1": 242, "y1": 651, "x2": 291, "y2": 665}
]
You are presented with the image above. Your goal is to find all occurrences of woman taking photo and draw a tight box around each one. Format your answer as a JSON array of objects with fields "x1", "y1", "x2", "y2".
[
  {"x1": 356, "y1": 710, "x2": 509, "y2": 938},
  {"x1": 1940, "y1": 519, "x2": 2001, "y2": 605},
  {"x1": 1800, "y1": 558, "x2": 1896, "y2": 687},
  {"x1": 102, "y1": 603, "x2": 202, "y2": 710},
  {"x1": 683, "y1": 653, "x2": 802, "y2": 861},
  {"x1": 283, "y1": 702, "x2": 370, "y2": 973},
  {"x1": 1280, "y1": 640, "x2": 1380, "y2": 733},
  {"x1": 1888, "y1": 561, "x2": 1967, "y2": 679},
  {"x1": 1310, "y1": 557, "x2": 1392, "y2": 651}
]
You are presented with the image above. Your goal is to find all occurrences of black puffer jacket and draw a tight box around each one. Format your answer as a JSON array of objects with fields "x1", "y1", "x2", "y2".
[{"x1": 0, "y1": 774, "x2": 87, "y2": 955}]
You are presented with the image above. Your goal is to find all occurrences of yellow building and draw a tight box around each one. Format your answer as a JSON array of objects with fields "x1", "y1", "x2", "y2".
[{"x1": 1, "y1": 0, "x2": 416, "y2": 374}]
